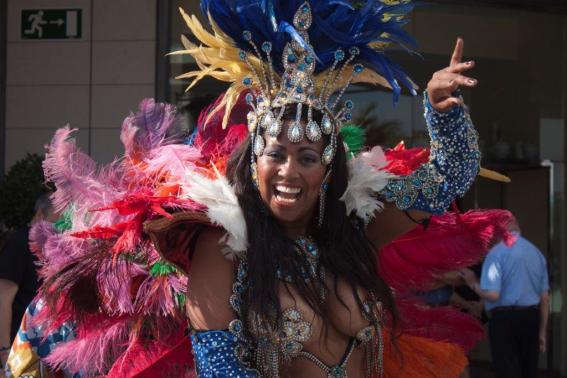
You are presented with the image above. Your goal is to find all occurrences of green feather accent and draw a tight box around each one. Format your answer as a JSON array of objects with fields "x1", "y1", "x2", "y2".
[
  {"x1": 150, "y1": 260, "x2": 179, "y2": 277},
  {"x1": 339, "y1": 125, "x2": 366, "y2": 159},
  {"x1": 53, "y1": 206, "x2": 74, "y2": 233},
  {"x1": 176, "y1": 293, "x2": 187, "y2": 309}
]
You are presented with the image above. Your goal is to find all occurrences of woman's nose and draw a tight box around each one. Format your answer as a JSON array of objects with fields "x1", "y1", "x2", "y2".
[{"x1": 278, "y1": 157, "x2": 300, "y2": 179}]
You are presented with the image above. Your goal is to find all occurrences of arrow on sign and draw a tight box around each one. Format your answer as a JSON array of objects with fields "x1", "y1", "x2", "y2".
[{"x1": 49, "y1": 19, "x2": 64, "y2": 26}]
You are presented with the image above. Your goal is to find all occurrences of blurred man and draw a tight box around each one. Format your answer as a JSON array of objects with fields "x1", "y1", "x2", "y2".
[
  {"x1": 461, "y1": 225, "x2": 550, "y2": 378},
  {"x1": 0, "y1": 193, "x2": 55, "y2": 369}
]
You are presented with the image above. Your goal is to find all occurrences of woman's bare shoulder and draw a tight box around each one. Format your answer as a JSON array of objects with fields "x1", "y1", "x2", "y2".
[{"x1": 186, "y1": 227, "x2": 236, "y2": 330}]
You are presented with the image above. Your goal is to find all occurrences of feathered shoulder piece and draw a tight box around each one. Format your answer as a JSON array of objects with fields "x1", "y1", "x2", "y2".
[
  {"x1": 172, "y1": 0, "x2": 418, "y2": 127},
  {"x1": 28, "y1": 98, "x2": 249, "y2": 376}
]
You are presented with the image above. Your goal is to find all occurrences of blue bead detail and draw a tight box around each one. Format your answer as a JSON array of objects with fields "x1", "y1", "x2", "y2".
[
  {"x1": 296, "y1": 87, "x2": 304, "y2": 94},
  {"x1": 353, "y1": 64, "x2": 364, "y2": 74},
  {"x1": 242, "y1": 30, "x2": 252, "y2": 41},
  {"x1": 243, "y1": 77, "x2": 252, "y2": 86},
  {"x1": 298, "y1": 63, "x2": 307, "y2": 71},
  {"x1": 191, "y1": 331, "x2": 259, "y2": 377},
  {"x1": 345, "y1": 112, "x2": 352, "y2": 121},
  {"x1": 349, "y1": 46, "x2": 360, "y2": 55},
  {"x1": 288, "y1": 54, "x2": 297, "y2": 63},
  {"x1": 305, "y1": 55, "x2": 314, "y2": 64},
  {"x1": 335, "y1": 49, "x2": 345, "y2": 61},
  {"x1": 261, "y1": 41, "x2": 272, "y2": 53},
  {"x1": 239, "y1": 51, "x2": 247, "y2": 60},
  {"x1": 345, "y1": 100, "x2": 354, "y2": 109},
  {"x1": 245, "y1": 93, "x2": 254, "y2": 104},
  {"x1": 302, "y1": 4, "x2": 310, "y2": 13}
]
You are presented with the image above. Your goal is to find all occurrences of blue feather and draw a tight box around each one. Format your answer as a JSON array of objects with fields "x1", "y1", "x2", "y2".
[{"x1": 199, "y1": 0, "x2": 419, "y2": 97}]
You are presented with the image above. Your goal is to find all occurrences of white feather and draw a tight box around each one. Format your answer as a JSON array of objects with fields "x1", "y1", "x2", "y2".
[
  {"x1": 181, "y1": 164, "x2": 247, "y2": 258},
  {"x1": 340, "y1": 147, "x2": 397, "y2": 223}
]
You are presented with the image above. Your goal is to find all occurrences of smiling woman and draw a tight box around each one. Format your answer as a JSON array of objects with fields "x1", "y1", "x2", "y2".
[{"x1": 219, "y1": 104, "x2": 398, "y2": 376}]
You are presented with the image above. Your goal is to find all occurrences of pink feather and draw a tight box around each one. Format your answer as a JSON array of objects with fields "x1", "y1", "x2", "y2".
[{"x1": 43, "y1": 127, "x2": 123, "y2": 215}]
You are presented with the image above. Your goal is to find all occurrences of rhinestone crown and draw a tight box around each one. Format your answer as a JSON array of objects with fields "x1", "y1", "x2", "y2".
[{"x1": 240, "y1": 2, "x2": 365, "y2": 166}]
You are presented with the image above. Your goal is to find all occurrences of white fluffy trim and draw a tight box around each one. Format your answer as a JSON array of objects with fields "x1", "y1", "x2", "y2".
[
  {"x1": 182, "y1": 165, "x2": 247, "y2": 258},
  {"x1": 341, "y1": 146, "x2": 397, "y2": 223}
]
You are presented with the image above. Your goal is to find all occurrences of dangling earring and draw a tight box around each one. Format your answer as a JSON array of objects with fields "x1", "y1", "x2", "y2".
[
  {"x1": 317, "y1": 182, "x2": 328, "y2": 227},
  {"x1": 318, "y1": 169, "x2": 332, "y2": 227}
]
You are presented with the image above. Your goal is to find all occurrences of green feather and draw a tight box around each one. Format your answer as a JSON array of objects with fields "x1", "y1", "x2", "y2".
[
  {"x1": 339, "y1": 125, "x2": 366, "y2": 159},
  {"x1": 150, "y1": 260, "x2": 179, "y2": 277},
  {"x1": 53, "y1": 206, "x2": 74, "y2": 233}
]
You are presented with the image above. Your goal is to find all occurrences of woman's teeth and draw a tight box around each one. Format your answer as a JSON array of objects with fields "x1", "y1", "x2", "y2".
[
  {"x1": 274, "y1": 185, "x2": 301, "y2": 202},
  {"x1": 275, "y1": 185, "x2": 301, "y2": 194}
]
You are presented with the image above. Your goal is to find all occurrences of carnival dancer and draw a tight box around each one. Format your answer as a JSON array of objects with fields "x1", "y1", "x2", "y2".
[{"x1": 23, "y1": 1, "x2": 515, "y2": 377}]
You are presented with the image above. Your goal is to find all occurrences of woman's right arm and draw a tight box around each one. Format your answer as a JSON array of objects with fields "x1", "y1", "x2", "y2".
[
  {"x1": 187, "y1": 227, "x2": 260, "y2": 377},
  {"x1": 186, "y1": 227, "x2": 235, "y2": 330}
]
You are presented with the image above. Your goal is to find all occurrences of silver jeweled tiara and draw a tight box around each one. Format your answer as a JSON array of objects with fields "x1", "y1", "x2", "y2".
[{"x1": 240, "y1": 2, "x2": 365, "y2": 169}]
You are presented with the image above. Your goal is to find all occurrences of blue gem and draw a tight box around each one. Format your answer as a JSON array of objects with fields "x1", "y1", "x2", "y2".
[
  {"x1": 243, "y1": 77, "x2": 252, "y2": 86},
  {"x1": 261, "y1": 41, "x2": 272, "y2": 53},
  {"x1": 345, "y1": 100, "x2": 354, "y2": 109},
  {"x1": 334, "y1": 49, "x2": 345, "y2": 61},
  {"x1": 296, "y1": 87, "x2": 304, "y2": 93},
  {"x1": 299, "y1": 21, "x2": 305, "y2": 27},
  {"x1": 242, "y1": 30, "x2": 252, "y2": 41},
  {"x1": 349, "y1": 46, "x2": 360, "y2": 55},
  {"x1": 287, "y1": 54, "x2": 297, "y2": 63},
  {"x1": 345, "y1": 112, "x2": 352, "y2": 121},
  {"x1": 285, "y1": 80, "x2": 293, "y2": 88},
  {"x1": 305, "y1": 55, "x2": 314, "y2": 64},
  {"x1": 298, "y1": 63, "x2": 307, "y2": 71},
  {"x1": 239, "y1": 51, "x2": 247, "y2": 60},
  {"x1": 245, "y1": 93, "x2": 254, "y2": 104},
  {"x1": 302, "y1": 4, "x2": 310, "y2": 13},
  {"x1": 354, "y1": 64, "x2": 364, "y2": 74}
]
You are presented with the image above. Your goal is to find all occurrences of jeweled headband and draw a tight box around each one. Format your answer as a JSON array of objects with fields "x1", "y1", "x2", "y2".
[{"x1": 240, "y1": 2, "x2": 364, "y2": 166}]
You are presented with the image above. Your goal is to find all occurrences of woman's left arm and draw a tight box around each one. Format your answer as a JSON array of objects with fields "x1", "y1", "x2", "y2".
[{"x1": 367, "y1": 38, "x2": 480, "y2": 248}]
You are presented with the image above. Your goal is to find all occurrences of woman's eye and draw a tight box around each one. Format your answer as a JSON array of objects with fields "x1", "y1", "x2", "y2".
[
  {"x1": 301, "y1": 155, "x2": 318, "y2": 164},
  {"x1": 267, "y1": 152, "x2": 284, "y2": 160}
]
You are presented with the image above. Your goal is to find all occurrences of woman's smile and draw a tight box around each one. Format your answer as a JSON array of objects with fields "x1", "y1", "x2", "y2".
[{"x1": 273, "y1": 184, "x2": 302, "y2": 205}]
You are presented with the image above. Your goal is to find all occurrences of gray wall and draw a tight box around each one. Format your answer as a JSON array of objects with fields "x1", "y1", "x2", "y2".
[{"x1": 4, "y1": 0, "x2": 157, "y2": 169}]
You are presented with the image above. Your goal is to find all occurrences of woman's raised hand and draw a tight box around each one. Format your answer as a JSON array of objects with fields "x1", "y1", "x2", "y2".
[{"x1": 426, "y1": 38, "x2": 477, "y2": 113}]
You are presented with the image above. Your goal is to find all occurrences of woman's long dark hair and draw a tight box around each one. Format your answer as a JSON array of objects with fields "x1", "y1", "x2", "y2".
[{"x1": 225, "y1": 110, "x2": 397, "y2": 339}]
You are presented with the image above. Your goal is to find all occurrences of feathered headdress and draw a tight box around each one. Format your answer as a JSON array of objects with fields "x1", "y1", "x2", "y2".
[{"x1": 171, "y1": 0, "x2": 418, "y2": 131}]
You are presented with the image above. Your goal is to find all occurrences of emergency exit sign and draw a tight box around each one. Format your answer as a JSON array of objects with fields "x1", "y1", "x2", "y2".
[{"x1": 21, "y1": 9, "x2": 82, "y2": 39}]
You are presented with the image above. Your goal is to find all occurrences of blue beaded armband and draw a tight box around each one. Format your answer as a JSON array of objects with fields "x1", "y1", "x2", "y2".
[
  {"x1": 380, "y1": 92, "x2": 480, "y2": 214},
  {"x1": 191, "y1": 330, "x2": 260, "y2": 377}
]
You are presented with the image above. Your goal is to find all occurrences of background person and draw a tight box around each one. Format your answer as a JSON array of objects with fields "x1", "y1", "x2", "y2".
[{"x1": 460, "y1": 224, "x2": 550, "y2": 378}]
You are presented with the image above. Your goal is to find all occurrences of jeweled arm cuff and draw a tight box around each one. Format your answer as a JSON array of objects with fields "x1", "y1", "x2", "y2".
[
  {"x1": 191, "y1": 330, "x2": 260, "y2": 377},
  {"x1": 379, "y1": 92, "x2": 480, "y2": 214}
]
